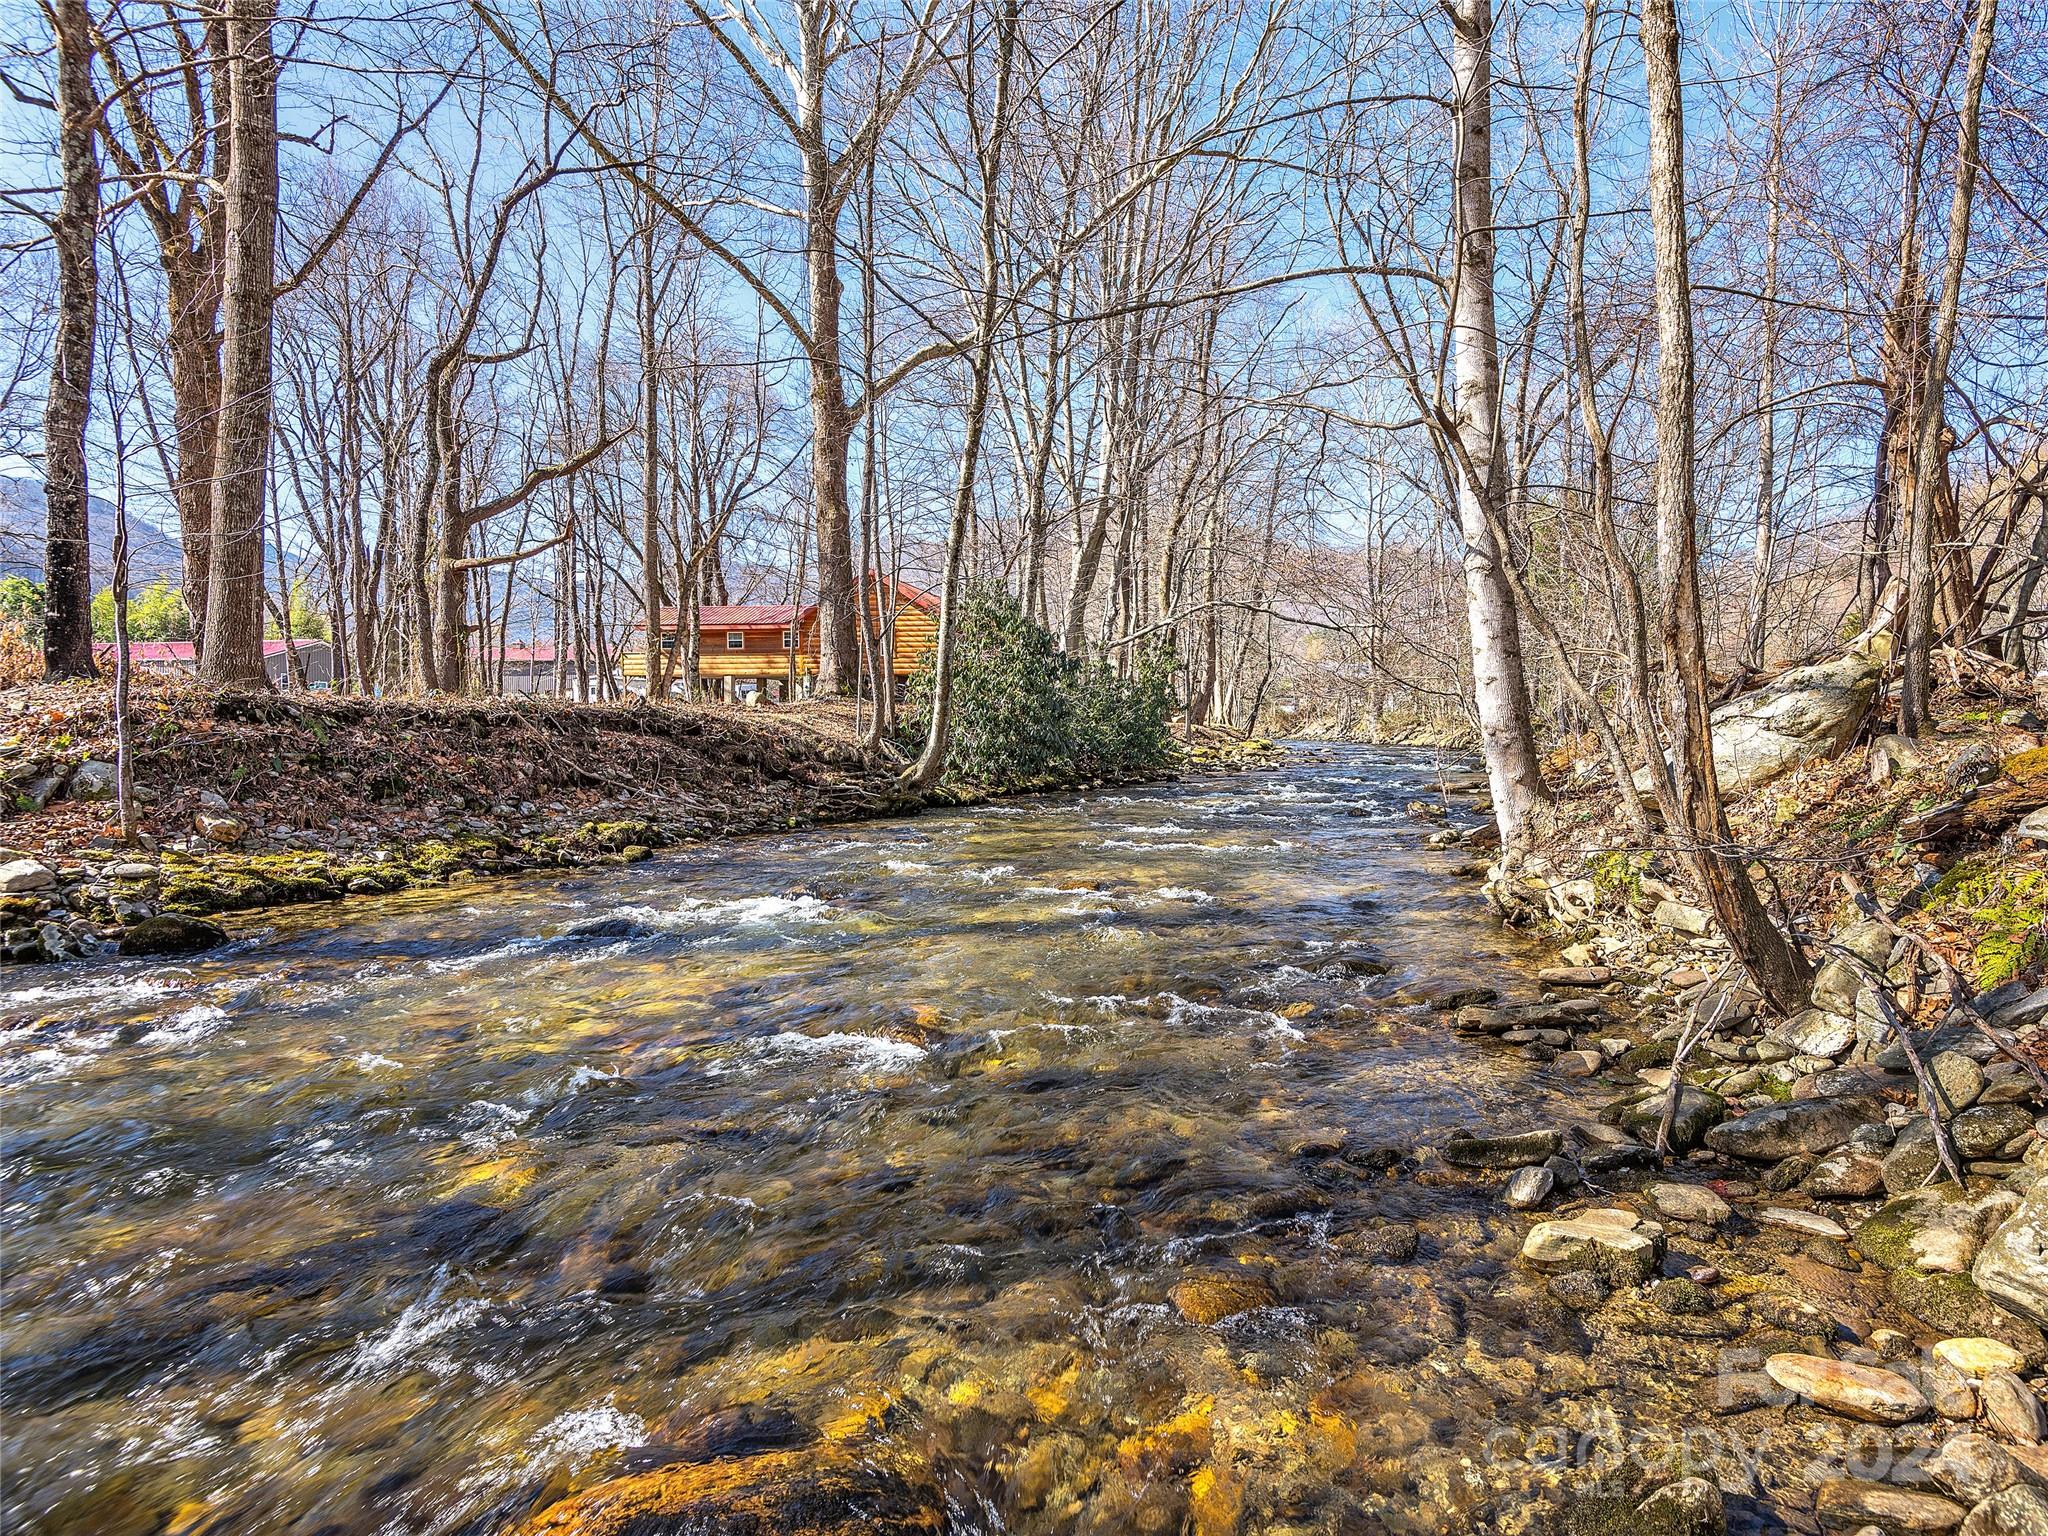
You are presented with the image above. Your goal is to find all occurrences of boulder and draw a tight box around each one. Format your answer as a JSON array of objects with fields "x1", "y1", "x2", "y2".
[
  {"x1": 1934, "y1": 1339, "x2": 2031, "y2": 1379},
  {"x1": 1169, "y1": 1272, "x2": 1276, "y2": 1325},
  {"x1": 67, "y1": 759, "x2": 117, "y2": 800},
  {"x1": 1622, "y1": 1086, "x2": 1727, "y2": 1154},
  {"x1": 1960, "y1": 1485, "x2": 2048, "y2": 1536},
  {"x1": 1766, "y1": 1354, "x2": 1930, "y2": 1424},
  {"x1": 1774, "y1": 1008, "x2": 1858, "y2": 1061},
  {"x1": 1631, "y1": 648, "x2": 1879, "y2": 801},
  {"x1": 194, "y1": 811, "x2": 246, "y2": 845},
  {"x1": 1871, "y1": 733, "x2": 1927, "y2": 784},
  {"x1": 0, "y1": 858, "x2": 55, "y2": 894},
  {"x1": 1705, "y1": 1097, "x2": 1879, "y2": 1161},
  {"x1": 1931, "y1": 1051, "x2": 1990, "y2": 1113},
  {"x1": 1890, "y1": 1270, "x2": 2048, "y2": 1365},
  {"x1": 1808, "y1": 1149, "x2": 1888, "y2": 1201},
  {"x1": 1858, "y1": 1189, "x2": 2004, "y2": 1275},
  {"x1": 1956, "y1": 1105, "x2": 2037, "y2": 1160},
  {"x1": 1521, "y1": 1207, "x2": 1666, "y2": 1284},
  {"x1": 1927, "y1": 1433, "x2": 2038, "y2": 1504},
  {"x1": 117, "y1": 913, "x2": 229, "y2": 958},
  {"x1": 1978, "y1": 1184, "x2": 2048, "y2": 1329},
  {"x1": 1653, "y1": 900, "x2": 1715, "y2": 936}
]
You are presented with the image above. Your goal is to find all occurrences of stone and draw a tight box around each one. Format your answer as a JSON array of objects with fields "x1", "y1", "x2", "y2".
[
  {"x1": 1933, "y1": 1052, "x2": 1991, "y2": 1113},
  {"x1": 1504, "y1": 1166, "x2": 1555, "y2": 1209},
  {"x1": 1982, "y1": 1372, "x2": 2048, "y2": 1444},
  {"x1": 66, "y1": 759, "x2": 118, "y2": 800},
  {"x1": 1623, "y1": 1086, "x2": 1727, "y2": 1154},
  {"x1": 1777, "y1": 1008, "x2": 1860, "y2": 1061},
  {"x1": 1521, "y1": 1207, "x2": 1667, "y2": 1285},
  {"x1": 1957, "y1": 1106, "x2": 2038, "y2": 1161},
  {"x1": 1540, "y1": 965, "x2": 1614, "y2": 987},
  {"x1": 105, "y1": 861, "x2": 159, "y2": 881},
  {"x1": 1706, "y1": 1097, "x2": 1880, "y2": 1161},
  {"x1": 117, "y1": 913, "x2": 228, "y2": 957},
  {"x1": 1652, "y1": 1182, "x2": 1732, "y2": 1225},
  {"x1": 1549, "y1": 1271, "x2": 1609, "y2": 1310},
  {"x1": 1439, "y1": 1129, "x2": 1564, "y2": 1170},
  {"x1": 1169, "y1": 1272, "x2": 1276, "y2": 1325},
  {"x1": 1631, "y1": 647, "x2": 1879, "y2": 800},
  {"x1": 1633, "y1": 1477, "x2": 1725, "y2": 1536},
  {"x1": 1872, "y1": 733, "x2": 1927, "y2": 784},
  {"x1": 1978, "y1": 1184, "x2": 2048, "y2": 1329},
  {"x1": 1989, "y1": 988, "x2": 2048, "y2": 1031},
  {"x1": 1810, "y1": 1150, "x2": 1889, "y2": 1201},
  {"x1": 194, "y1": 811, "x2": 246, "y2": 845},
  {"x1": 1927, "y1": 1434, "x2": 2037, "y2": 1503},
  {"x1": 0, "y1": 858, "x2": 55, "y2": 893},
  {"x1": 1766, "y1": 1154, "x2": 1821, "y2": 1192},
  {"x1": 1554, "y1": 1048, "x2": 1607, "y2": 1077},
  {"x1": 1960, "y1": 1486, "x2": 2048, "y2": 1536},
  {"x1": 1912, "y1": 1358, "x2": 1986, "y2": 1420},
  {"x1": 1758, "y1": 1206, "x2": 1851, "y2": 1239},
  {"x1": 1654, "y1": 900, "x2": 1715, "y2": 936},
  {"x1": 1935, "y1": 1339, "x2": 2031, "y2": 1379},
  {"x1": 1860, "y1": 1189, "x2": 2002, "y2": 1275},
  {"x1": 1814, "y1": 1477, "x2": 1965, "y2": 1532},
  {"x1": 1766, "y1": 1354, "x2": 1930, "y2": 1424}
]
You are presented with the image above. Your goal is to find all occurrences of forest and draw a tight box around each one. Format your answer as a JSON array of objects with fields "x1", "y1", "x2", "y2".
[{"x1": 1, "y1": 0, "x2": 2040, "y2": 768}]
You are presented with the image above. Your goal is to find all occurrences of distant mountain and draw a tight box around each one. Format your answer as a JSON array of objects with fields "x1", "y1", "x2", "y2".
[{"x1": 0, "y1": 474, "x2": 185, "y2": 590}]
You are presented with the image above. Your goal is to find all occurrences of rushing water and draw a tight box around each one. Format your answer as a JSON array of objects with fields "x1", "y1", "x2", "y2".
[{"x1": 3, "y1": 749, "x2": 1779, "y2": 1535}]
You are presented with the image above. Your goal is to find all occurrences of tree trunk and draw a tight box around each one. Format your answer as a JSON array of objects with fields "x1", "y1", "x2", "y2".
[
  {"x1": 1640, "y1": 0, "x2": 1813, "y2": 1015},
  {"x1": 1900, "y1": 0, "x2": 1998, "y2": 734},
  {"x1": 199, "y1": 0, "x2": 278, "y2": 686},
  {"x1": 42, "y1": 0, "x2": 99, "y2": 682},
  {"x1": 1742, "y1": 66, "x2": 1786, "y2": 675},
  {"x1": 1447, "y1": 0, "x2": 1548, "y2": 845}
]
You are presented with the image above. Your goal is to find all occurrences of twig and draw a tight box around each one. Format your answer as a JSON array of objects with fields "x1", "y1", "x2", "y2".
[
  {"x1": 1832, "y1": 946, "x2": 1968, "y2": 1189},
  {"x1": 1657, "y1": 958, "x2": 1736, "y2": 1158}
]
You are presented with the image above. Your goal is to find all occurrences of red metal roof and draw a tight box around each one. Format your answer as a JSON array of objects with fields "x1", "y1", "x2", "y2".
[{"x1": 92, "y1": 639, "x2": 326, "y2": 663}]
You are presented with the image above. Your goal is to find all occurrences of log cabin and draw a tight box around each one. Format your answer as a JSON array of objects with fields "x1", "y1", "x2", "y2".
[{"x1": 622, "y1": 578, "x2": 939, "y2": 698}]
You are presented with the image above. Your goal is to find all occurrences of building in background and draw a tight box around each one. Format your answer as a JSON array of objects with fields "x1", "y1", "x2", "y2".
[{"x1": 623, "y1": 579, "x2": 938, "y2": 699}]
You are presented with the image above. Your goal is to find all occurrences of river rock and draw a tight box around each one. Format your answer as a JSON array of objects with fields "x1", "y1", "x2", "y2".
[
  {"x1": 1705, "y1": 1097, "x2": 1879, "y2": 1161},
  {"x1": 0, "y1": 859, "x2": 54, "y2": 893},
  {"x1": 1814, "y1": 1477, "x2": 1964, "y2": 1532},
  {"x1": 1935, "y1": 1339, "x2": 2031, "y2": 1378},
  {"x1": 1622, "y1": 1086, "x2": 1726, "y2": 1154},
  {"x1": 67, "y1": 759, "x2": 117, "y2": 800},
  {"x1": 1440, "y1": 1129, "x2": 1564, "y2": 1170},
  {"x1": 1809, "y1": 1149, "x2": 1889, "y2": 1200},
  {"x1": 194, "y1": 811, "x2": 246, "y2": 845},
  {"x1": 1521, "y1": 1207, "x2": 1666, "y2": 1284},
  {"x1": 1651, "y1": 1182, "x2": 1732, "y2": 1225},
  {"x1": 1927, "y1": 1433, "x2": 2038, "y2": 1503},
  {"x1": 1554, "y1": 1048, "x2": 1607, "y2": 1077},
  {"x1": 1982, "y1": 1371, "x2": 2048, "y2": 1444},
  {"x1": 1775, "y1": 1008, "x2": 1859, "y2": 1061},
  {"x1": 1960, "y1": 1486, "x2": 2048, "y2": 1536},
  {"x1": 1170, "y1": 1271, "x2": 1277, "y2": 1325},
  {"x1": 1859, "y1": 1190, "x2": 2001, "y2": 1275},
  {"x1": 1765, "y1": 1354, "x2": 1930, "y2": 1423},
  {"x1": 1932, "y1": 1052, "x2": 1991, "y2": 1113},
  {"x1": 1957, "y1": 1105, "x2": 2037, "y2": 1161},
  {"x1": 1977, "y1": 1183, "x2": 2048, "y2": 1328},
  {"x1": 1504, "y1": 1166, "x2": 1555, "y2": 1210},
  {"x1": 1654, "y1": 900, "x2": 1715, "y2": 936},
  {"x1": 1758, "y1": 1206, "x2": 1851, "y2": 1240},
  {"x1": 117, "y1": 913, "x2": 228, "y2": 957}
]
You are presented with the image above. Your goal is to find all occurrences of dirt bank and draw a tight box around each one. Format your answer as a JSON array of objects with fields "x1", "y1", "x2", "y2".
[{"x1": 0, "y1": 679, "x2": 1281, "y2": 963}]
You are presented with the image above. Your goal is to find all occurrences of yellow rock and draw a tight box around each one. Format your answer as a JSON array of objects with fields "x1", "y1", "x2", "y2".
[
  {"x1": 1170, "y1": 1273, "x2": 1276, "y2": 1325},
  {"x1": 1028, "y1": 1360, "x2": 1080, "y2": 1421},
  {"x1": 821, "y1": 1391, "x2": 895, "y2": 1443},
  {"x1": 1189, "y1": 1465, "x2": 1244, "y2": 1536},
  {"x1": 507, "y1": 1448, "x2": 942, "y2": 1536},
  {"x1": 1933, "y1": 1337, "x2": 2028, "y2": 1377}
]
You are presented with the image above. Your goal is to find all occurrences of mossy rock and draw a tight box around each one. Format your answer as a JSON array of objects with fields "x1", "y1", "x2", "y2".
[
  {"x1": 1888, "y1": 1268, "x2": 2048, "y2": 1366},
  {"x1": 1616, "y1": 1040, "x2": 1676, "y2": 1073},
  {"x1": 573, "y1": 819, "x2": 664, "y2": 854},
  {"x1": 1924, "y1": 857, "x2": 2048, "y2": 991}
]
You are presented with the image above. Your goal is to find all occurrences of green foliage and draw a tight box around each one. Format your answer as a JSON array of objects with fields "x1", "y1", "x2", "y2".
[
  {"x1": 1927, "y1": 856, "x2": 2048, "y2": 991},
  {"x1": 899, "y1": 583, "x2": 1178, "y2": 791},
  {"x1": 0, "y1": 575, "x2": 43, "y2": 639},
  {"x1": 93, "y1": 579, "x2": 192, "y2": 641},
  {"x1": 267, "y1": 578, "x2": 331, "y2": 642}
]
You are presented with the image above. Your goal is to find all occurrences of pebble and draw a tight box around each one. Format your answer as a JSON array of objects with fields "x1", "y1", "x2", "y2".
[
  {"x1": 1651, "y1": 1182, "x2": 1732, "y2": 1225},
  {"x1": 1504, "y1": 1166, "x2": 1554, "y2": 1209},
  {"x1": 1981, "y1": 1371, "x2": 2048, "y2": 1444}
]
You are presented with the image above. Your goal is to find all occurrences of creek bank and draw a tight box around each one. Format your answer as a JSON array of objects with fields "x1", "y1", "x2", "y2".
[
  {"x1": 0, "y1": 679, "x2": 1282, "y2": 966},
  {"x1": 1400, "y1": 653, "x2": 2048, "y2": 1534}
]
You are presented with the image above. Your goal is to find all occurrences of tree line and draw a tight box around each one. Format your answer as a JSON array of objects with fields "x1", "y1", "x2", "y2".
[{"x1": 2, "y1": 0, "x2": 2042, "y2": 820}]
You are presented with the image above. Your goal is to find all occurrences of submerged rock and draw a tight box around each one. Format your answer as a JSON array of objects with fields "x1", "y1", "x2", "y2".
[
  {"x1": 1961, "y1": 1485, "x2": 2048, "y2": 1536},
  {"x1": 1439, "y1": 1128, "x2": 1564, "y2": 1170},
  {"x1": 1765, "y1": 1354, "x2": 1929, "y2": 1424},
  {"x1": 1813, "y1": 1476, "x2": 1963, "y2": 1532},
  {"x1": 1169, "y1": 1272, "x2": 1276, "y2": 1325},
  {"x1": 117, "y1": 913, "x2": 227, "y2": 957}
]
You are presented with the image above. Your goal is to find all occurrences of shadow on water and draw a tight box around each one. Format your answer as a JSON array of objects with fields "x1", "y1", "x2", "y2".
[{"x1": 0, "y1": 746, "x2": 1700, "y2": 1535}]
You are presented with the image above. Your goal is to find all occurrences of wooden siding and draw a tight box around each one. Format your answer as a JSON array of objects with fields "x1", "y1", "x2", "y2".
[
  {"x1": 622, "y1": 582, "x2": 936, "y2": 685},
  {"x1": 797, "y1": 588, "x2": 937, "y2": 676}
]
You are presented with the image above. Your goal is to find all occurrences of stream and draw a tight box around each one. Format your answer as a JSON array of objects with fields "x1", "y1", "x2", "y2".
[{"x1": 1, "y1": 749, "x2": 1816, "y2": 1534}]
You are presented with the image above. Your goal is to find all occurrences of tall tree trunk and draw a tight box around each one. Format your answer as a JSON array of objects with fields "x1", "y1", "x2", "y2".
[
  {"x1": 199, "y1": 0, "x2": 278, "y2": 686},
  {"x1": 1640, "y1": 0, "x2": 1812, "y2": 1015},
  {"x1": 42, "y1": 0, "x2": 99, "y2": 681},
  {"x1": 639, "y1": 216, "x2": 666, "y2": 696},
  {"x1": 1900, "y1": 0, "x2": 1997, "y2": 734},
  {"x1": 1743, "y1": 66, "x2": 1786, "y2": 676},
  {"x1": 908, "y1": 0, "x2": 1018, "y2": 788},
  {"x1": 1447, "y1": 0, "x2": 1547, "y2": 845}
]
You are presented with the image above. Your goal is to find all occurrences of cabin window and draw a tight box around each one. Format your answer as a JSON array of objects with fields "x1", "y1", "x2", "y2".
[
  {"x1": 781, "y1": 628, "x2": 794, "y2": 650},
  {"x1": 660, "y1": 634, "x2": 676, "y2": 652},
  {"x1": 727, "y1": 631, "x2": 746, "y2": 650}
]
